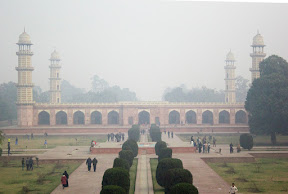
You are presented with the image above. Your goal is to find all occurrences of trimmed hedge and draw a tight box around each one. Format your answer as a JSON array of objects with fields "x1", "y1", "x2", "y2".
[
  {"x1": 158, "y1": 148, "x2": 172, "y2": 161},
  {"x1": 156, "y1": 158, "x2": 183, "y2": 187},
  {"x1": 240, "y1": 133, "x2": 253, "y2": 150},
  {"x1": 102, "y1": 168, "x2": 130, "y2": 194},
  {"x1": 119, "y1": 150, "x2": 134, "y2": 167},
  {"x1": 113, "y1": 158, "x2": 130, "y2": 171},
  {"x1": 128, "y1": 125, "x2": 140, "y2": 142},
  {"x1": 150, "y1": 124, "x2": 162, "y2": 142},
  {"x1": 164, "y1": 168, "x2": 193, "y2": 193},
  {"x1": 170, "y1": 183, "x2": 198, "y2": 194},
  {"x1": 122, "y1": 139, "x2": 138, "y2": 157},
  {"x1": 100, "y1": 185, "x2": 126, "y2": 194},
  {"x1": 155, "y1": 141, "x2": 167, "y2": 156}
]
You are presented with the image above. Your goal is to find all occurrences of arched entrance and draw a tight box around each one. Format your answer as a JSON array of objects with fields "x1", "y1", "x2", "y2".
[
  {"x1": 108, "y1": 111, "x2": 119, "y2": 125},
  {"x1": 202, "y1": 110, "x2": 213, "y2": 124},
  {"x1": 169, "y1": 110, "x2": 180, "y2": 124},
  {"x1": 38, "y1": 111, "x2": 50, "y2": 125},
  {"x1": 56, "y1": 111, "x2": 67, "y2": 125},
  {"x1": 73, "y1": 111, "x2": 85, "y2": 125},
  {"x1": 138, "y1": 111, "x2": 150, "y2": 125},
  {"x1": 219, "y1": 110, "x2": 230, "y2": 124},
  {"x1": 185, "y1": 110, "x2": 197, "y2": 124},
  {"x1": 235, "y1": 110, "x2": 247, "y2": 123},
  {"x1": 91, "y1": 111, "x2": 102, "y2": 124}
]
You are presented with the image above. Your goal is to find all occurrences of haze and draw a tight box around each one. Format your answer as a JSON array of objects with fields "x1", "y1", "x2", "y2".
[{"x1": 1, "y1": 0, "x2": 288, "y2": 101}]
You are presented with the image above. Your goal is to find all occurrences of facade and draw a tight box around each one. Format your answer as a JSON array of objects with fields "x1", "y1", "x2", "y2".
[{"x1": 16, "y1": 31, "x2": 265, "y2": 130}]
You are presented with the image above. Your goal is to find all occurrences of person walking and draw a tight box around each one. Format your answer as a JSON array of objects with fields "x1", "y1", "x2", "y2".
[
  {"x1": 61, "y1": 174, "x2": 68, "y2": 189},
  {"x1": 44, "y1": 139, "x2": 47, "y2": 148},
  {"x1": 230, "y1": 143, "x2": 234, "y2": 154},
  {"x1": 21, "y1": 158, "x2": 25, "y2": 171},
  {"x1": 86, "y1": 157, "x2": 92, "y2": 172},
  {"x1": 107, "y1": 133, "x2": 110, "y2": 142},
  {"x1": 168, "y1": 131, "x2": 170, "y2": 138},
  {"x1": 26, "y1": 157, "x2": 29, "y2": 171},
  {"x1": 92, "y1": 157, "x2": 98, "y2": 172},
  {"x1": 15, "y1": 137, "x2": 18, "y2": 145},
  {"x1": 63, "y1": 171, "x2": 69, "y2": 187},
  {"x1": 213, "y1": 137, "x2": 216, "y2": 147},
  {"x1": 229, "y1": 183, "x2": 238, "y2": 194},
  {"x1": 171, "y1": 131, "x2": 174, "y2": 138},
  {"x1": 29, "y1": 157, "x2": 33, "y2": 171},
  {"x1": 208, "y1": 142, "x2": 211, "y2": 153}
]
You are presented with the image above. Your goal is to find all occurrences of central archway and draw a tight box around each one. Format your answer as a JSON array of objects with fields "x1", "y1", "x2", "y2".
[
  {"x1": 108, "y1": 111, "x2": 119, "y2": 125},
  {"x1": 219, "y1": 110, "x2": 230, "y2": 124},
  {"x1": 138, "y1": 111, "x2": 150, "y2": 125},
  {"x1": 73, "y1": 111, "x2": 85, "y2": 125},
  {"x1": 202, "y1": 110, "x2": 213, "y2": 124},
  {"x1": 186, "y1": 110, "x2": 197, "y2": 124},
  {"x1": 56, "y1": 111, "x2": 67, "y2": 125},
  {"x1": 91, "y1": 111, "x2": 102, "y2": 124},
  {"x1": 169, "y1": 110, "x2": 180, "y2": 124},
  {"x1": 38, "y1": 111, "x2": 50, "y2": 125}
]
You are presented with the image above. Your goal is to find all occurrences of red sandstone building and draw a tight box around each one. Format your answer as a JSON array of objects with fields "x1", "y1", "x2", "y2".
[{"x1": 14, "y1": 31, "x2": 266, "y2": 133}]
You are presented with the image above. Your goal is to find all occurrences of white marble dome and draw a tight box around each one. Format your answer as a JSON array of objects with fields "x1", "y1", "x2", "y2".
[
  {"x1": 50, "y1": 50, "x2": 60, "y2": 60},
  {"x1": 226, "y1": 50, "x2": 235, "y2": 61},
  {"x1": 18, "y1": 31, "x2": 32, "y2": 45},
  {"x1": 252, "y1": 32, "x2": 264, "y2": 46}
]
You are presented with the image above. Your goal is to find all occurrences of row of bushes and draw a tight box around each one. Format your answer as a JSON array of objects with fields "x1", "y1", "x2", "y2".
[
  {"x1": 101, "y1": 126, "x2": 139, "y2": 194},
  {"x1": 150, "y1": 124, "x2": 162, "y2": 142},
  {"x1": 154, "y1": 141, "x2": 198, "y2": 194}
]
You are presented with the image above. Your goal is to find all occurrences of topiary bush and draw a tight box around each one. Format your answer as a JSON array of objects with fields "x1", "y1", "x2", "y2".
[
  {"x1": 158, "y1": 148, "x2": 172, "y2": 161},
  {"x1": 119, "y1": 150, "x2": 134, "y2": 167},
  {"x1": 155, "y1": 141, "x2": 167, "y2": 156},
  {"x1": 240, "y1": 133, "x2": 254, "y2": 150},
  {"x1": 102, "y1": 168, "x2": 130, "y2": 194},
  {"x1": 164, "y1": 168, "x2": 193, "y2": 193},
  {"x1": 128, "y1": 125, "x2": 140, "y2": 142},
  {"x1": 150, "y1": 124, "x2": 162, "y2": 142},
  {"x1": 113, "y1": 158, "x2": 130, "y2": 171},
  {"x1": 169, "y1": 183, "x2": 198, "y2": 194},
  {"x1": 100, "y1": 185, "x2": 126, "y2": 194},
  {"x1": 156, "y1": 158, "x2": 183, "y2": 187},
  {"x1": 122, "y1": 139, "x2": 138, "y2": 157}
]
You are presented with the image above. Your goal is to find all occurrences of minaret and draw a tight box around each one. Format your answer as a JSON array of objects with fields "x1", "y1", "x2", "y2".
[
  {"x1": 250, "y1": 31, "x2": 266, "y2": 82},
  {"x1": 224, "y1": 50, "x2": 236, "y2": 103},
  {"x1": 16, "y1": 30, "x2": 34, "y2": 126},
  {"x1": 49, "y1": 50, "x2": 61, "y2": 103}
]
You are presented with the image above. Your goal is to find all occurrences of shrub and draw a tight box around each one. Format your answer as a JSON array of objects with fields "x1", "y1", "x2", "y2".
[
  {"x1": 100, "y1": 185, "x2": 126, "y2": 194},
  {"x1": 119, "y1": 150, "x2": 134, "y2": 167},
  {"x1": 170, "y1": 183, "x2": 198, "y2": 194},
  {"x1": 150, "y1": 124, "x2": 162, "y2": 142},
  {"x1": 122, "y1": 139, "x2": 138, "y2": 157},
  {"x1": 240, "y1": 133, "x2": 253, "y2": 150},
  {"x1": 158, "y1": 148, "x2": 172, "y2": 161},
  {"x1": 155, "y1": 141, "x2": 167, "y2": 156},
  {"x1": 164, "y1": 168, "x2": 193, "y2": 193},
  {"x1": 156, "y1": 158, "x2": 183, "y2": 187},
  {"x1": 128, "y1": 125, "x2": 140, "y2": 142},
  {"x1": 102, "y1": 168, "x2": 130, "y2": 194},
  {"x1": 113, "y1": 158, "x2": 130, "y2": 171}
]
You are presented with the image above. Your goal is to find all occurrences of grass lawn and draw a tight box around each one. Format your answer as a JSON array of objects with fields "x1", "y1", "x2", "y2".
[
  {"x1": 1, "y1": 135, "x2": 107, "y2": 149},
  {"x1": 177, "y1": 133, "x2": 288, "y2": 146},
  {"x1": 150, "y1": 158, "x2": 164, "y2": 194},
  {"x1": 129, "y1": 158, "x2": 138, "y2": 194},
  {"x1": 0, "y1": 158, "x2": 82, "y2": 194},
  {"x1": 208, "y1": 158, "x2": 288, "y2": 194}
]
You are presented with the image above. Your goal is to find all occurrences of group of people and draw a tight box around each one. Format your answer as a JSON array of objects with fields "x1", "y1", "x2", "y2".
[
  {"x1": 61, "y1": 171, "x2": 69, "y2": 189},
  {"x1": 107, "y1": 133, "x2": 125, "y2": 142},
  {"x1": 86, "y1": 157, "x2": 98, "y2": 172},
  {"x1": 164, "y1": 130, "x2": 174, "y2": 138},
  {"x1": 190, "y1": 136, "x2": 211, "y2": 154},
  {"x1": 22, "y1": 157, "x2": 35, "y2": 171}
]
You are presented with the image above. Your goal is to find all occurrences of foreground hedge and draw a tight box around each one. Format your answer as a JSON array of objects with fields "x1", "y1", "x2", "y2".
[
  {"x1": 100, "y1": 185, "x2": 126, "y2": 194},
  {"x1": 156, "y1": 158, "x2": 183, "y2": 187},
  {"x1": 158, "y1": 148, "x2": 172, "y2": 161},
  {"x1": 164, "y1": 168, "x2": 193, "y2": 193},
  {"x1": 128, "y1": 125, "x2": 140, "y2": 142},
  {"x1": 240, "y1": 133, "x2": 253, "y2": 150},
  {"x1": 169, "y1": 183, "x2": 198, "y2": 194},
  {"x1": 155, "y1": 141, "x2": 167, "y2": 156},
  {"x1": 113, "y1": 158, "x2": 130, "y2": 171},
  {"x1": 102, "y1": 168, "x2": 130, "y2": 194},
  {"x1": 122, "y1": 139, "x2": 138, "y2": 157},
  {"x1": 119, "y1": 150, "x2": 134, "y2": 167},
  {"x1": 150, "y1": 124, "x2": 162, "y2": 142}
]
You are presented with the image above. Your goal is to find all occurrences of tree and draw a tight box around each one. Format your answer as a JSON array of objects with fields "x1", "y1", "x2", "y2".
[
  {"x1": 235, "y1": 76, "x2": 249, "y2": 102},
  {"x1": 240, "y1": 133, "x2": 253, "y2": 150},
  {"x1": 91, "y1": 75, "x2": 109, "y2": 93},
  {"x1": 0, "y1": 82, "x2": 17, "y2": 121},
  {"x1": 33, "y1": 86, "x2": 49, "y2": 103},
  {"x1": 245, "y1": 55, "x2": 288, "y2": 144}
]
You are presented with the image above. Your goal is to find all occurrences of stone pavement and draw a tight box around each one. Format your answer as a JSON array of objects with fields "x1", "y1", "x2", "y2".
[{"x1": 51, "y1": 154, "x2": 117, "y2": 194}]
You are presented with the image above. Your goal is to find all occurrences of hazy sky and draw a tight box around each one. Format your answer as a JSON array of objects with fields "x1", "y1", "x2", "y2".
[{"x1": 1, "y1": 1, "x2": 288, "y2": 101}]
